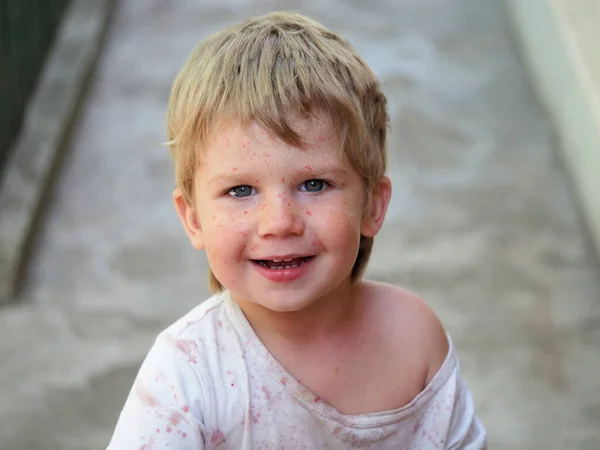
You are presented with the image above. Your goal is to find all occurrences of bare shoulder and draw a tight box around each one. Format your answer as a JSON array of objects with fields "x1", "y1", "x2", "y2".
[{"x1": 359, "y1": 280, "x2": 450, "y2": 384}]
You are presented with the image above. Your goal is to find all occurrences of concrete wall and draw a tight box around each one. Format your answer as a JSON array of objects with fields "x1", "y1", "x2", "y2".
[{"x1": 507, "y1": 0, "x2": 600, "y2": 256}]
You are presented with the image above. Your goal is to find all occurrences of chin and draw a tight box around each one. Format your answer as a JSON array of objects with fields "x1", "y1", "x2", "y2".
[{"x1": 253, "y1": 294, "x2": 316, "y2": 313}]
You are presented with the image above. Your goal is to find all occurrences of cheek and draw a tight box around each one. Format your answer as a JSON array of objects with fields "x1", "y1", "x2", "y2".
[
  {"x1": 203, "y1": 213, "x2": 251, "y2": 256},
  {"x1": 311, "y1": 202, "x2": 363, "y2": 246}
]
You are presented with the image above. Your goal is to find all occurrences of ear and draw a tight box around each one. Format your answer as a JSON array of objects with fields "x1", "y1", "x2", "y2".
[
  {"x1": 361, "y1": 176, "x2": 392, "y2": 238},
  {"x1": 173, "y1": 188, "x2": 205, "y2": 250}
]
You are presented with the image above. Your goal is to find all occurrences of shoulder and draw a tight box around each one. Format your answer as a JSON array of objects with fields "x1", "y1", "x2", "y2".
[
  {"x1": 139, "y1": 292, "x2": 230, "y2": 382},
  {"x1": 159, "y1": 291, "x2": 227, "y2": 340},
  {"x1": 107, "y1": 297, "x2": 231, "y2": 448},
  {"x1": 127, "y1": 292, "x2": 235, "y2": 416},
  {"x1": 359, "y1": 280, "x2": 450, "y2": 384}
]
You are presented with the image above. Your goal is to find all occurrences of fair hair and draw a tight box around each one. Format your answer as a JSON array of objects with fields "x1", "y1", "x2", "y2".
[{"x1": 166, "y1": 11, "x2": 388, "y2": 292}]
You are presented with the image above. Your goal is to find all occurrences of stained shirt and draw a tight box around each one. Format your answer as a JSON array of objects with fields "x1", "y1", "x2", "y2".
[{"x1": 108, "y1": 291, "x2": 487, "y2": 449}]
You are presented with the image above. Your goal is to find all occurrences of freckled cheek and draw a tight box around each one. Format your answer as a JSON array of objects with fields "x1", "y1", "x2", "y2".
[
  {"x1": 313, "y1": 209, "x2": 362, "y2": 244},
  {"x1": 221, "y1": 215, "x2": 252, "y2": 236}
]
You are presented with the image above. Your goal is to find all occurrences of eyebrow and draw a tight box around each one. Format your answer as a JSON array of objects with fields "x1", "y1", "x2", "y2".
[
  {"x1": 206, "y1": 167, "x2": 350, "y2": 186},
  {"x1": 206, "y1": 174, "x2": 250, "y2": 186},
  {"x1": 316, "y1": 168, "x2": 349, "y2": 177}
]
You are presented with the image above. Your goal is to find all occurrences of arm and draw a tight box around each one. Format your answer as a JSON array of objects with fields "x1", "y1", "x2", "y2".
[
  {"x1": 446, "y1": 376, "x2": 487, "y2": 450},
  {"x1": 417, "y1": 298, "x2": 487, "y2": 449},
  {"x1": 107, "y1": 334, "x2": 207, "y2": 449}
]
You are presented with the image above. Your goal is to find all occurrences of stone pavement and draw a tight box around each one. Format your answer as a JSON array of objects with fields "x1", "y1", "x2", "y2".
[{"x1": 1, "y1": 0, "x2": 599, "y2": 448}]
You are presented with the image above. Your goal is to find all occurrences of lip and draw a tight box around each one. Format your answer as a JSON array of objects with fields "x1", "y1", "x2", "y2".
[
  {"x1": 251, "y1": 254, "x2": 310, "y2": 261},
  {"x1": 251, "y1": 256, "x2": 315, "y2": 283}
]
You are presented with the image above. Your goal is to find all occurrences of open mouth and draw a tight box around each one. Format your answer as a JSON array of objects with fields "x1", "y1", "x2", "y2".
[{"x1": 252, "y1": 256, "x2": 313, "y2": 269}]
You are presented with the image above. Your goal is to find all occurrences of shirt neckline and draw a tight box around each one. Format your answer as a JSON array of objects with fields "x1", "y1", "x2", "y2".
[{"x1": 222, "y1": 290, "x2": 457, "y2": 428}]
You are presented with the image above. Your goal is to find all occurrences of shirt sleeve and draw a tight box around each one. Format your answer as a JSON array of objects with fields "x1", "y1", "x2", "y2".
[
  {"x1": 446, "y1": 375, "x2": 487, "y2": 450},
  {"x1": 107, "y1": 333, "x2": 207, "y2": 449}
]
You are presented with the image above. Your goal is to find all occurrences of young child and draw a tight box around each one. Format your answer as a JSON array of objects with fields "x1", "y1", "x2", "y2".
[{"x1": 108, "y1": 11, "x2": 486, "y2": 450}]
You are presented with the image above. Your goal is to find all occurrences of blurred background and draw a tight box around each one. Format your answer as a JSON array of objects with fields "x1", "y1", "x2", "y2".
[{"x1": 1, "y1": 0, "x2": 599, "y2": 448}]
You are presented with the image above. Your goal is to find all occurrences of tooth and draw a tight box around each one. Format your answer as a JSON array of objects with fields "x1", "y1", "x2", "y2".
[
  {"x1": 272, "y1": 259, "x2": 282, "y2": 262},
  {"x1": 283, "y1": 258, "x2": 293, "y2": 262}
]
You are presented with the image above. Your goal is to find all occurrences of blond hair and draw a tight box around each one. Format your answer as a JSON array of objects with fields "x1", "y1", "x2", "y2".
[{"x1": 167, "y1": 11, "x2": 388, "y2": 292}]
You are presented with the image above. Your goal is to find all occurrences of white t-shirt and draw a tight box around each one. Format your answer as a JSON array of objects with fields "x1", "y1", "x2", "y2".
[{"x1": 108, "y1": 291, "x2": 486, "y2": 449}]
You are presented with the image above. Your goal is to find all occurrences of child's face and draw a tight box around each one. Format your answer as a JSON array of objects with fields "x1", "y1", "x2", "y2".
[{"x1": 174, "y1": 115, "x2": 390, "y2": 312}]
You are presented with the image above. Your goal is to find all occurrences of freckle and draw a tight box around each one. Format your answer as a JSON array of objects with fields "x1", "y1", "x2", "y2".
[
  {"x1": 244, "y1": 211, "x2": 248, "y2": 214},
  {"x1": 232, "y1": 167, "x2": 238, "y2": 172},
  {"x1": 305, "y1": 165, "x2": 312, "y2": 170},
  {"x1": 335, "y1": 367, "x2": 339, "y2": 373},
  {"x1": 281, "y1": 177, "x2": 285, "y2": 183},
  {"x1": 306, "y1": 211, "x2": 312, "y2": 216}
]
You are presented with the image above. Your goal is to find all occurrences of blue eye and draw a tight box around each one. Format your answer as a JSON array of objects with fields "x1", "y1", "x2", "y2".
[
  {"x1": 301, "y1": 179, "x2": 326, "y2": 192},
  {"x1": 228, "y1": 185, "x2": 255, "y2": 198}
]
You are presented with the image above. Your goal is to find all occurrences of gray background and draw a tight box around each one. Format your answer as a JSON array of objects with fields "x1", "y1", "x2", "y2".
[{"x1": 1, "y1": 0, "x2": 599, "y2": 448}]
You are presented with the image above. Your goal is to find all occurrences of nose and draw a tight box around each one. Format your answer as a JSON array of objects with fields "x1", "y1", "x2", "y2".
[{"x1": 257, "y1": 193, "x2": 304, "y2": 238}]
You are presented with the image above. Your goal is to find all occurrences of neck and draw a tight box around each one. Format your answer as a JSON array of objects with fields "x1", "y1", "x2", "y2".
[{"x1": 233, "y1": 279, "x2": 361, "y2": 346}]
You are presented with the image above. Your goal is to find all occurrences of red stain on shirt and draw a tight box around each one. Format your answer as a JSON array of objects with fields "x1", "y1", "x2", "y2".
[
  {"x1": 210, "y1": 429, "x2": 226, "y2": 445},
  {"x1": 280, "y1": 377, "x2": 288, "y2": 385},
  {"x1": 314, "y1": 397, "x2": 321, "y2": 403},
  {"x1": 175, "y1": 339, "x2": 197, "y2": 364},
  {"x1": 262, "y1": 386, "x2": 272, "y2": 401},
  {"x1": 169, "y1": 410, "x2": 183, "y2": 426},
  {"x1": 139, "y1": 436, "x2": 155, "y2": 450},
  {"x1": 135, "y1": 383, "x2": 158, "y2": 408}
]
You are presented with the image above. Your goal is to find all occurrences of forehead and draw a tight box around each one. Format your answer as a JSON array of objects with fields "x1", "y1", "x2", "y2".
[{"x1": 203, "y1": 114, "x2": 342, "y2": 163}]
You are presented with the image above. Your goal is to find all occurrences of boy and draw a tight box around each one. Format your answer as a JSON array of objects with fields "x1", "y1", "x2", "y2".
[{"x1": 108, "y1": 11, "x2": 486, "y2": 449}]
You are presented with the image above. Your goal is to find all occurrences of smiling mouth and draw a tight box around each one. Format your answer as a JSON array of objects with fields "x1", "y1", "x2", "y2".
[{"x1": 252, "y1": 256, "x2": 313, "y2": 269}]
